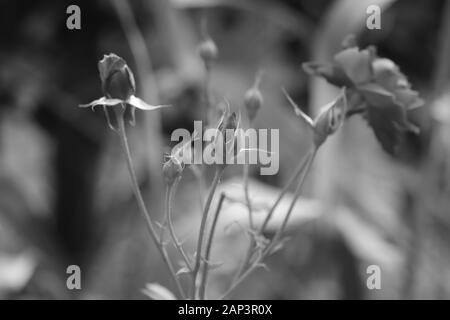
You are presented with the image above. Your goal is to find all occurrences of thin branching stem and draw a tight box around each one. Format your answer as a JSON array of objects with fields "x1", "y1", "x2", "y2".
[
  {"x1": 199, "y1": 192, "x2": 226, "y2": 300},
  {"x1": 264, "y1": 147, "x2": 317, "y2": 255},
  {"x1": 204, "y1": 66, "x2": 212, "y2": 112},
  {"x1": 191, "y1": 166, "x2": 223, "y2": 299},
  {"x1": 259, "y1": 150, "x2": 312, "y2": 233},
  {"x1": 243, "y1": 143, "x2": 254, "y2": 228},
  {"x1": 189, "y1": 165, "x2": 206, "y2": 211},
  {"x1": 221, "y1": 147, "x2": 317, "y2": 299},
  {"x1": 233, "y1": 148, "x2": 313, "y2": 282},
  {"x1": 233, "y1": 141, "x2": 255, "y2": 282},
  {"x1": 219, "y1": 261, "x2": 259, "y2": 300},
  {"x1": 166, "y1": 181, "x2": 192, "y2": 271},
  {"x1": 116, "y1": 109, "x2": 186, "y2": 300}
]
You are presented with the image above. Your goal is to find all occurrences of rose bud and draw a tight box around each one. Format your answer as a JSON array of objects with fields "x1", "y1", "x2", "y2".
[
  {"x1": 99, "y1": 53, "x2": 136, "y2": 101},
  {"x1": 283, "y1": 88, "x2": 347, "y2": 148},
  {"x1": 79, "y1": 53, "x2": 169, "y2": 131},
  {"x1": 244, "y1": 74, "x2": 263, "y2": 121},
  {"x1": 312, "y1": 91, "x2": 347, "y2": 147},
  {"x1": 198, "y1": 37, "x2": 218, "y2": 69},
  {"x1": 163, "y1": 157, "x2": 184, "y2": 186}
]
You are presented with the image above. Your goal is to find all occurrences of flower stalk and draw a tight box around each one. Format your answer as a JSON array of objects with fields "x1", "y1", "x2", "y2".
[
  {"x1": 191, "y1": 166, "x2": 224, "y2": 299},
  {"x1": 222, "y1": 147, "x2": 317, "y2": 299},
  {"x1": 198, "y1": 192, "x2": 226, "y2": 300},
  {"x1": 116, "y1": 107, "x2": 186, "y2": 299},
  {"x1": 165, "y1": 181, "x2": 192, "y2": 272}
]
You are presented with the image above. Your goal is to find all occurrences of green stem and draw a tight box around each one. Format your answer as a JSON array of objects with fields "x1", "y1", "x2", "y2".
[
  {"x1": 116, "y1": 110, "x2": 186, "y2": 299},
  {"x1": 199, "y1": 192, "x2": 226, "y2": 300},
  {"x1": 166, "y1": 182, "x2": 192, "y2": 271},
  {"x1": 191, "y1": 167, "x2": 223, "y2": 299}
]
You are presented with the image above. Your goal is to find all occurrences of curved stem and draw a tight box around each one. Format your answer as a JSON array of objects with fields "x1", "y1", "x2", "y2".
[
  {"x1": 259, "y1": 151, "x2": 312, "y2": 233},
  {"x1": 233, "y1": 161, "x2": 254, "y2": 281},
  {"x1": 166, "y1": 182, "x2": 192, "y2": 271},
  {"x1": 219, "y1": 262, "x2": 258, "y2": 300},
  {"x1": 265, "y1": 148, "x2": 316, "y2": 255},
  {"x1": 199, "y1": 192, "x2": 226, "y2": 300},
  {"x1": 189, "y1": 165, "x2": 206, "y2": 211},
  {"x1": 233, "y1": 120, "x2": 256, "y2": 280},
  {"x1": 221, "y1": 148, "x2": 317, "y2": 299},
  {"x1": 205, "y1": 66, "x2": 212, "y2": 110},
  {"x1": 233, "y1": 149, "x2": 312, "y2": 282},
  {"x1": 243, "y1": 162, "x2": 254, "y2": 228},
  {"x1": 191, "y1": 167, "x2": 223, "y2": 299},
  {"x1": 116, "y1": 111, "x2": 186, "y2": 299}
]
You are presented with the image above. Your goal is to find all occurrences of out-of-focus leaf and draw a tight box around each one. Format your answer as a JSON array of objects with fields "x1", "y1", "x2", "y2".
[
  {"x1": 0, "y1": 252, "x2": 36, "y2": 297},
  {"x1": 331, "y1": 208, "x2": 403, "y2": 273},
  {"x1": 171, "y1": 0, "x2": 313, "y2": 38},
  {"x1": 365, "y1": 102, "x2": 405, "y2": 154},
  {"x1": 302, "y1": 62, "x2": 353, "y2": 88},
  {"x1": 268, "y1": 237, "x2": 290, "y2": 256},
  {"x1": 142, "y1": 283, "x2": 176, "y2": 300},
  {"x1": 214, "y1": 177, "x2": 323, "y2": 232},
  {"x1": 201, "y1": 259, "x2": 224, "y2": 270},
  {"x1": 334, "y1": 47, "x2": 374, "y2": 85},
  {"x1": 176, "y1": 266, "x2": 190, "y2": 276},
  {"x1": 359, "y1": 83, "x2": 419, "y2": 154}
]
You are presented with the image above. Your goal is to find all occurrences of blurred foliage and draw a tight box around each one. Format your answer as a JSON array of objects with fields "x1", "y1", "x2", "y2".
[{"x1": 0, "y1": 0, "x2": 449, "y2": 299}]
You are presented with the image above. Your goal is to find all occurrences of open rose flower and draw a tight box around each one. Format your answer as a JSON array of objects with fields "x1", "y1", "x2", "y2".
[
  {"x1": 79, "y1": 53, "x2": 169, "y2": 130},
  {"x1": 303, "y1": 37, "x2": 424, "y2": 154}
]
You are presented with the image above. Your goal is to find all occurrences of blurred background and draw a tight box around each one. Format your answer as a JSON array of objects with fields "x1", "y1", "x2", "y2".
[{"x1": 0, "y1": 0, "x2": 449, "y2": 299}]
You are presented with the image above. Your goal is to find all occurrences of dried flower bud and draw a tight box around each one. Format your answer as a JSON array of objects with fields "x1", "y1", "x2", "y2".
[
  {"x1": 98, "y1": 53, "x2": 136, "y2": 101},
  {"x1": 163, "y1": 157, "x2": 183, "y2": 185},
  {"x1": 244, "y1": 86, "x2": 263, "y2": 121},
  {"x1": 198, "y1": 38, "x2": 218, "y2": 69}
]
